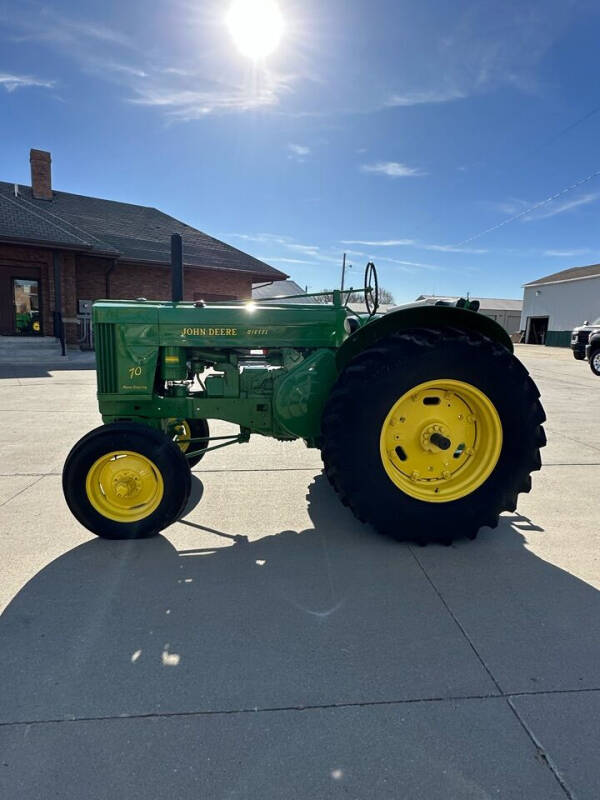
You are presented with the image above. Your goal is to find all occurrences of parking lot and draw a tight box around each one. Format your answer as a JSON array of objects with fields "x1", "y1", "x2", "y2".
[{"x1": 0, "y1": 344, "x2": 598, "y2": 799}]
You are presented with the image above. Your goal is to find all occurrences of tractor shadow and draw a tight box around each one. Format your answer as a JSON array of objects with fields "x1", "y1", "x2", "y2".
[
  {"x1": 1, "y1": 475, "x2": 599, "y2": 726},
  {"x1": 181, "y1": 474, "x2": 205, "y2": 517}
]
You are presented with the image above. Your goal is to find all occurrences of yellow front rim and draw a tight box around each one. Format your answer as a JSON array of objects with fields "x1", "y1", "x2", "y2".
[
  {"x1": 379, "y1": 379, "x2": 503, "y2": 503},
  {"x1": 85, "y1": 451, "x2": 164, "y2": 522},
  {"x1": 167, "y1": 419, "x2": 192, "y2": 453}
]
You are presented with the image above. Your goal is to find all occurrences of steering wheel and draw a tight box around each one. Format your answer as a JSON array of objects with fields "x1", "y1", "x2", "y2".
[{"x1": 364, "y1": 261, "x2": 379, "y2": 316}]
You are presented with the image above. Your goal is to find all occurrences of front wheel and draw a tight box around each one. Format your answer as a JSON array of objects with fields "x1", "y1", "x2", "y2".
[
  {"x1": 321, "y1": 328, "x2": 546, "y2": 544},
  {"x1": 166, "y1": 418, "x2": 210, "y2": 468},
  {"x1": 589, "y1": 350, "x2": 600, "y2": 376},
  {"x1": 62, "y1": 422, "x2": 192, "y2": 539}
]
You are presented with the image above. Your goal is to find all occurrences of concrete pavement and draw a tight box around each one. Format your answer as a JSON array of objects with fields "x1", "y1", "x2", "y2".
[{"x1": 0, "y1": 345, "x2": 598, "y2": 798}]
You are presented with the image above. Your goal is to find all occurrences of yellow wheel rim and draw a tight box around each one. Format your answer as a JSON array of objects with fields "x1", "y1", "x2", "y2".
[
  {"x1": 379, "y1": 379, "x2": 502, "y2": 503},
  {"x1": 167, "y1": 419, "x2": 192, "y2": 454},
  {"x1": 85, "y1": 451, "x2": 164, "y2": 522}
]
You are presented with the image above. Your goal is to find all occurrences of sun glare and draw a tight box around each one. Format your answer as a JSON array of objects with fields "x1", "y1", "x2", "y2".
[{"x1": 226, "y1": 0, "x2": 284, "y2": 59}]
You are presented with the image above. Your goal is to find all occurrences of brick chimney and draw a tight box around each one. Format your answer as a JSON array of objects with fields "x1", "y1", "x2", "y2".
[{"x1": 30, "y1": 149, "x2": 53, "y2": 200}]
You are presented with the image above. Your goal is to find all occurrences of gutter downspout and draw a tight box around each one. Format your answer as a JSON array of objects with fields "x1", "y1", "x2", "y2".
[
  {"x1": 53, "y1": 251, "x2": 66, "y2": 357},
  {"x1": 105, "y1": 259, "x2": 117, "y2": 298}
]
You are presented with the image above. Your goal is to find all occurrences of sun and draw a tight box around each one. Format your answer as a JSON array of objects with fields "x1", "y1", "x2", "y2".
[{"x1": 226, "y1": 0, "x2": 284, "y2": 60}]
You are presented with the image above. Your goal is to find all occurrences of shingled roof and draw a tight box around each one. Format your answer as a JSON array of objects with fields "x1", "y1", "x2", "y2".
[
  {"x1": 252, "y1": 280, "x2": 318, "y2": 304},
  {"x1": 0, "y1": 181, "x2": 287, "y2": 281},
  {"x1": 524, "y1": 263, "x2": 600, "y2": 287}
]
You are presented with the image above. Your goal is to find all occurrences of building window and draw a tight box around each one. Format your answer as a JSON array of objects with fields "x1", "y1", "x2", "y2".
[{"x1": 13, "y1": 278, "x2": 42, "y2": 336}]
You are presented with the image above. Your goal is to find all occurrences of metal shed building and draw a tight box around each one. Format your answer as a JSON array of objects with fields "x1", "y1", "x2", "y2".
[
  {"x1": 415, "y1": 296, "x2": 522, "y2": 335},
  {"x1": 521, "y1": 264, "x2": 600, "y2": 346}
]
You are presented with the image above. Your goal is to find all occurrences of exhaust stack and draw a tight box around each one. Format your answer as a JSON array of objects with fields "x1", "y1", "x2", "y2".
[{"x1": 171, "y1": 233, "x2": 184, "y2": 303}]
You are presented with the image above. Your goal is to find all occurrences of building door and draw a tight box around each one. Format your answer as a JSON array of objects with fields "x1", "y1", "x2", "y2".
[
  {"x1": 12, "y1": 278, "x2": 42, "y2": 336},
  {"x1": 526, "y1": 316, "x2": 549, "y2": 344}
]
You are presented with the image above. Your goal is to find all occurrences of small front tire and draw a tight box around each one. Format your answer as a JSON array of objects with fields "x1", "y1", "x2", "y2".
[
  {"x1": 63, "y1": 422, "x2": 192, "y2": 540},
  {"x1": 589, "y1": 350, "x2": 600, "y2": 376},
  {"x1": 167, "y1": 418, "x2": 210, "y2": 468}
]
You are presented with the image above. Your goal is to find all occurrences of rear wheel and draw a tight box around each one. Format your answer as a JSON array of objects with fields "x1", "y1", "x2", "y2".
[
  {"x1": 321, "y1": 328, "x2": 546, "y2": 544},
  {"x1": 63, "y1": 422, "x2": 191, "y2": 539}
]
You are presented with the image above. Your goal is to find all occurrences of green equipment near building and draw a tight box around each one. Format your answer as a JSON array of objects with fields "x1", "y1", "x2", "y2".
[{"x1": 62, "y1": 235, "x2": 546, "y2": 545}]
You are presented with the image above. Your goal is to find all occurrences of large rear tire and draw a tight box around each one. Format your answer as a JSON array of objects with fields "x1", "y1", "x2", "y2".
[
  {"x1": 321, "y1": 328, "x2": 546, "y2": 544},
  {"x1": 63, "y1": 422, "x2": 192, "y2": 540}
]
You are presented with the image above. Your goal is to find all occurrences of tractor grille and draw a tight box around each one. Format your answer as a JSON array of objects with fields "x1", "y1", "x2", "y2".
[{"x1": 95, "y1": 323, "x2": 118, "y2": 394}]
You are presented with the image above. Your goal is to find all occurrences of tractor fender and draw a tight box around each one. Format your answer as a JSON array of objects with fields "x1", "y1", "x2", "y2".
[{"x1": 336, "y1": 305, "x2": 513, "y2": 371}]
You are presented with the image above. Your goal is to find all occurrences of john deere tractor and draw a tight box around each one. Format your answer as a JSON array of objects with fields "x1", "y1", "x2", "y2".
[{"x1": 62, "y1": 236, "x2": 546, "y2": 545}]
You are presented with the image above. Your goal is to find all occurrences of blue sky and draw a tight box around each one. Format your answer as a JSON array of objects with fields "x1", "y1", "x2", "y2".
[{"x1": 2, "y1": 0, "x2": 600, "y2": 302}]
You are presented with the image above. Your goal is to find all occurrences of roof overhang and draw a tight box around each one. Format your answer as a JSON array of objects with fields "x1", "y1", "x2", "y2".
[
  {"x1": 0, "y1": 234, "x2": 118, "y2": 257},
  {"x1": 523, "y1": 272, "x2": 600, "y2": 288},
  {"x1": 0, "y1": 237, "x2": 288, "y2": 280},
  {"x1": 119, "y1": 255, "x2": 288, "y2": 281}
]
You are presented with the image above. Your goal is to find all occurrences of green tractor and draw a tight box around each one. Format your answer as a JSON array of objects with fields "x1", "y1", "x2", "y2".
[{"x1": 62, "y1": 236, "x2": 546, "y2": 545}]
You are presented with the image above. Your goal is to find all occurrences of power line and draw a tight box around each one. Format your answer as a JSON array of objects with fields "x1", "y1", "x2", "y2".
[
  {"x1": 526, "y1": 102, "x2": 600, "y2": 156},
  {"x1": 453, "y1": 167, "x2": 600, "y2": 247}
]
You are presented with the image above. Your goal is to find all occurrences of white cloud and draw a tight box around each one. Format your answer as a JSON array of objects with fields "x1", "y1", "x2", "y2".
[
  {"x1": 103, "y1": 62, "x2": 148, "y2": 78},
  {"x1": 287, "y1": 143, "x2": 311, "y2": 160},
  {"x1": 286, "y1": 243, "x2": 320, "y2": 256},
  {"x1": 0, "y1": 73, "x2": 55, "y2": 92},
  {"x1": 378, "y1": 256, "x2": 441, "y2": 271},
  {"x1": 523, "y1": 193, "x2": 600, "y2": 221},
  {"x1": 1, "y1": 2, "x2": 574, "y2": 120},
  {"x1": 423, "y1": 244, "x2": 488, "y2": 254},
  {"x1": 2, "y1": 8, "x2": 295, "y2": 119},
  {"x1": 386, "y1": 88, "x2": 466, "y2": 107},
  {"x1": 343, "y1": 249, "x2": 367, "y2": 257},
  {"x1": 341, "y1": 238, "x2": 486, "y2": 254},
  {"x1": 342, "y1": 239, "x2": 416, "y2": 246},
  {"x1": 130, "y1": 82, "x2": 284, "y2": 118},
  {"x1": 361, "y1": 162, "x2": 427, "y2": 178},
  {"x1": 8, "y1": 12, "x2": 133, "y2": 48},
  {"x1": 129, "y1": 62, "x2": 299, "y2": 118},
  {"x1": 495, "y1": 197, "x2": 531, "y2": 216},
  {"x1": 227, "y1": 233, "x2": 322, "y2": 258},
  {"x1": 544, "y1": 248, "x2": 592, "y2": 257}
]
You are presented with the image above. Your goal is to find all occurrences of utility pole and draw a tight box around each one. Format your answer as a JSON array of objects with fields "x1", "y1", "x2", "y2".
[{"x1": 340, "y1": 252, "x2": 346, "y2": 292}]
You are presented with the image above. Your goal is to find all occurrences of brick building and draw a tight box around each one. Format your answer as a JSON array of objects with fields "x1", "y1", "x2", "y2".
[{"x1": 0, "y1": 150, "x2": 287, "y2": 344}]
